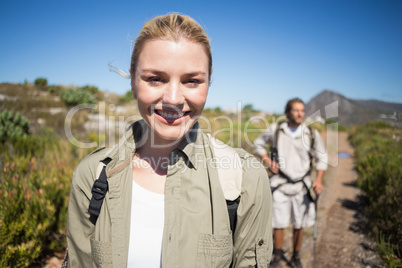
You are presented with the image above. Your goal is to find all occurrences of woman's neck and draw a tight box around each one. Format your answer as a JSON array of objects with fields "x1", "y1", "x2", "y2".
[{"x1": 134, "y1": 133, "x2": 184, "y2": 175}]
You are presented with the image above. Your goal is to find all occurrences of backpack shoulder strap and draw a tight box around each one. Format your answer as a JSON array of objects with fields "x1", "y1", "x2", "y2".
[
  {"x1": 307, "y1": 125, "x2": 315, "y2": 149},
  {"x1": 88, "y1": 146, "x2": 116, "y2": 225},
  {"x1": 207, "y1": 134, "x2": 243, "y2": 233},
  {"x1": 271, "y1": 121, "x2": 286, "y2": 161},
  {"x1": 207, "y1": 134, "x2": 243, "y2": 201},
  {"x1": 306, "y1": 125, "x2": 316, "y2": 164}
]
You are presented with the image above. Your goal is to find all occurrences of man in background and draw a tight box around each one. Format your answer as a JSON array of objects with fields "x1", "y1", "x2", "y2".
[{"x1": 254, "y1": 98, "x2": 328, "y2": 268}]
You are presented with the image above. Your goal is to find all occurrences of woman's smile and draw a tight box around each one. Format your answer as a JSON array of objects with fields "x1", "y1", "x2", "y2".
[{"x1": 154, "y1": 109, "x2": 191, "y2": 125}]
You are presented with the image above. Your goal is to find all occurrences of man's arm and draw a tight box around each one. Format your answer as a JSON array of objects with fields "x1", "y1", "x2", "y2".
[
  {"x1": 311, "y1": 129, "x2": 328, "y2": 195},
  {"x1": 253, "y1": 125, "x2": 277, "y2": 172}
]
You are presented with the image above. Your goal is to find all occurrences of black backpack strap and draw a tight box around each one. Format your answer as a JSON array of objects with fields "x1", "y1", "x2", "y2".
[
  {"x1": 271, "y1": 121, "x2": 286, "y2": 162},
  {"x1": 276, "y1": 169, "x2": 315, "y2": 202},
  {"x1": 226, "y1": 196, "x2": 241, "y2": 235},
  {"x1": 89, "y1": 158, "x2": 111, "y2": 225},
  {"x1": 306, "y1": 126, "x2": 315, "y2": 166}
]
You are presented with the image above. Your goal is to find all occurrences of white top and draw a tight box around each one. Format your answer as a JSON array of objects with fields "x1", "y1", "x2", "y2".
[
  {"x1": 288, "y1": 125, "x2": 301, "y2": 138},
  {"x1": 127, "y1": 179, "x2": 165, "y2": 268}
]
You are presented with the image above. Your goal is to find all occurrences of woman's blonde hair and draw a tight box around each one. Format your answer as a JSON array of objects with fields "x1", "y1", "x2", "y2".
[{"x1": 131, "y1": 13, "x2": 212, "y2": 81}]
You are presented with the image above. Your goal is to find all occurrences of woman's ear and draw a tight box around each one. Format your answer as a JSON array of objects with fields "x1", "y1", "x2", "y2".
[{"x1": 129, "y1": 68, "x2": 137, "y2": 99}]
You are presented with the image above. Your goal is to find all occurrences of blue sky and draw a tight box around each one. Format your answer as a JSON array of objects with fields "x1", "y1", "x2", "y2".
[{"x1": 1, "y1": 0, "x2": 401, "y2": 113}]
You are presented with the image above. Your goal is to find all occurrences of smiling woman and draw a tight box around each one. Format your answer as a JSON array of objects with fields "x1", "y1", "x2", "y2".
[{"x1": 64, "y1": 13, "x2": 273, "y2": 268}]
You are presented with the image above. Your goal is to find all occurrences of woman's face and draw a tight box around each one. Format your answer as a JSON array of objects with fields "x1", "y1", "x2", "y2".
[{"x1": 132, "y1": 38, "x2": 209, "y2": 146}]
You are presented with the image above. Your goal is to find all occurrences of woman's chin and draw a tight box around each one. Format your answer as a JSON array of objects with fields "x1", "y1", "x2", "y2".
[{"x1": 150, "y1": 128, "x2": 189, "y2": 146}]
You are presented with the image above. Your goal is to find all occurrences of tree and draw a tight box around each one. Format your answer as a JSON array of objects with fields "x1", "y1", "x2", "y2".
[
  {"x1": 214, "y1": 107, "x2": 222, "y2": 113},
  {"x1": 243, "y1": 104, "x2": 255, "y2": 112},
  {"x1": 34, "y1": 77, "x2": 48, "y2": 87}
]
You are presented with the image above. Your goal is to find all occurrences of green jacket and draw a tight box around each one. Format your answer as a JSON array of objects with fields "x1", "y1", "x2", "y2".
[{"x1": 66, "y1": 120, "x2": 273, "y2": 267}]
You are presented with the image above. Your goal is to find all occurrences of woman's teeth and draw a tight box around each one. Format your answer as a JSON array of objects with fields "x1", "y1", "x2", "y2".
[{"x1": 159, "y1": 111, "x2": 184, "y2": 119}]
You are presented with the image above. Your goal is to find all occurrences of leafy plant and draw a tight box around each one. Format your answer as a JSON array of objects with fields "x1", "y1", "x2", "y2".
[
  {"x1": 47, "y1": 85, "x2": 63, "y2": 95},
  {"x1": 34, "y1": 77, "x2": 48, "y2": 87},
  {"x1": 0, "y1": 132, "x2": 89, "y2": 267},
  {"x1": 0, "y1": 155, "x2": 73, "y2": 267},
  {"x1": 81, "y1": 85, "x2": 99, "y2": 94},
  {"x1": 0, "y1": 110, "x2": 31, "y2": 142},
  {"x1": 349, "y1": 121, "x2": 402, "y2": 265},
  {"x1": 119, "y1": 90, "x2": 134, "y2": 103},
  {"x1": 377, "y1": 232, "x2": 402, "y2": 268},
  {"x1": 60, "y1": 88, "x2": 96, "y2": 106}
]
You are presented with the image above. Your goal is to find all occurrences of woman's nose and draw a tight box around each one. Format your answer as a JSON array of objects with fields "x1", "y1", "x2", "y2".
[{"x1": 162, "y1": 81, "x2": 184, "y2": 105}]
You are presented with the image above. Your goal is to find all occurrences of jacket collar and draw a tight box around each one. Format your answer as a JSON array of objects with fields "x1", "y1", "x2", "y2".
[
  {"x1": 102, "y1": 120, "x2": 203, "y2": 176},
  {"x1": 176, "y1": 122, "x2": 204, "y2": 170},
  {"x1": 102, "y1": 120, "x2": 147, "y2": 177}
]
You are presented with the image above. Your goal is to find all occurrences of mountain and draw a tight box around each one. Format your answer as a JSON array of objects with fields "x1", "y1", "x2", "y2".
[{"x1": 305, "y1": 90, "x2": 402, "y2": 128}]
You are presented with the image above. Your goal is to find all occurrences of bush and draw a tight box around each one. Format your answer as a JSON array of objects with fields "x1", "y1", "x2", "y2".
[
  {"x1": 119, "y1": 90, "x2": 134, "y2": 103},
  {"x1": 81, "y1": 85, "x2": 99, "y2": 94},
  {"x1": 60, "y1": 88, "x2": 96, "y2": 106},
  {"x1": 0, "y1": 110, "x2": 31, "y2": 142},
  {"x1": 47, "y1": 85, "x2": 63, "y2": 95},
  {"x1": 0, "y1": 131, "x2": 76, "y2": 267},
  {"x1": 0, "y1": 131, "x2": 92, "y2": 267},
  {"x1": 0, "y1": 156, "x2": 72, "y2": 267},
  {"x1": 349, "y1": 121, "x2": 402, "y2": 266},
  {"x1": 34, "y1": 77, "x2": 48, "y2": 87}
]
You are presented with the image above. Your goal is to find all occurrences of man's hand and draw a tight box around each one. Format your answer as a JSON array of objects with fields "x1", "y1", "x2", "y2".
[
  {"x1": 270, "y1": 161, "x2": 279, "y2": 174},
  {"x1": 312, "y1": 170, "x2": 325, "y2": 194},
  {"x1": 260, "y1": 153, "x2": 279, "y2": 174},
  {"x1": 312, "y1": 180, "x2": 323, "y2": 194}
]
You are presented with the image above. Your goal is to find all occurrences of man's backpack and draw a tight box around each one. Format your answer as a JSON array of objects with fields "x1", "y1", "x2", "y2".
[
  {"x1": 270, "y1": 121, "x2": 315, "y2": 165},
  {"x1": 270, "y1": 121, "x2": 317, "y2": 202}
]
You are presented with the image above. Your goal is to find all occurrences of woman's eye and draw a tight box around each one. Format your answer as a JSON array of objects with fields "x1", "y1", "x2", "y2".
[
  {"x1": 184, "y1": 79, "x2": 201, "y2": 87},
  {"x1": 147, "y1": 77, "x2": 163, "y2": 84}
]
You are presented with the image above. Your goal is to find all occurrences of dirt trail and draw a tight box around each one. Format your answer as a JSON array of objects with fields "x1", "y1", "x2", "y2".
[{"x1": 280, "y1": 131, "x2": 384, "y2": 268}]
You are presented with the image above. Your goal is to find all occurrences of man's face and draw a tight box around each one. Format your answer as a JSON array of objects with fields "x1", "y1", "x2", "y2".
[{"x1": 287, "y1": 102, "x2": 305, "y2": 126}]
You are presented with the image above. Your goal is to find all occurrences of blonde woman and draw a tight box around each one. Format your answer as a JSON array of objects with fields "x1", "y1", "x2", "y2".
[{"x1": 65, "y1": 13, "x2": 272, "y2": 267}]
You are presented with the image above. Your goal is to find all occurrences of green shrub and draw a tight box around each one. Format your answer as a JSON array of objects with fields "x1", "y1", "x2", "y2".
[
  {"x1": 0, "y1": 110, "x2": 31, "y2": 142},
  {"x1": 34, "y1": 77, "x2": 48, "y2": 87},
  {"x1": 0, "y1": 132, "x2": 80, "y2": 267},
  {"x1": 0, "y1": 155, "x2": 72, "y2": 267},
  {"x1": 119, "y1": 90, "x2": 134, "y2": 103},
  {"x1": 60, "y1": 88, "x2": 96, "y2": 106},
  {"x1": 81, "y1": 85, "x2": 99, "y2": 94},
  {"x1": 377, "y1": 232, "x2": 402, "y2": 268},
  {"x1": 47, "y1": 85, "x2": 63, "y2": 95},
  {"x1": 349, "y1": 121, "x2": 402, "y2": 265}
]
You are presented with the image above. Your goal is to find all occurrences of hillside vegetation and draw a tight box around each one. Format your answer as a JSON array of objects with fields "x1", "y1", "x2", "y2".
[
  {"x1": 349, "y1": 121, "x2": 402, "y2": 267},
  {"x1": 1, "y1": 80, "x2": 400, "y2": 266},
  {"x1": 0, "y1": 81, "x2": 132, "y2": 266}
]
